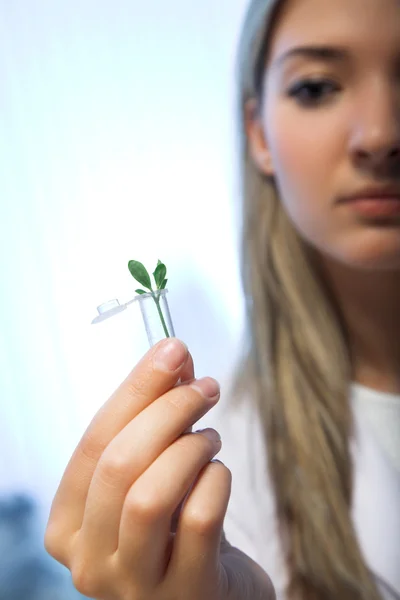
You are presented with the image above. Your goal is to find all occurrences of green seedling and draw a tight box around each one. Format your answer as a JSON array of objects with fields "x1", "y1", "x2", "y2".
[{"x1": 128, "y1": 259, "x2": 170, "y2": 337}]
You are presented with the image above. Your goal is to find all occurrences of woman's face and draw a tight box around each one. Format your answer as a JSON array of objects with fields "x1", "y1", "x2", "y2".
[{"x1": 247, "y1": 0, "x2": 400, "y2": 270}]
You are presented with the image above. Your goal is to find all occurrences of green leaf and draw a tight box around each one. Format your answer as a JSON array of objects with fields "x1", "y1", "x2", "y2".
[
  {"x1": 135, "y1": 289, "x2": 147, "y2": 295},
  {"x1": 153, "y1": 262, "x2": 167, "y2": 289},
  {"x1": 128, "y1": 260, "x2": 152, "y2": 290},
  {"x1": 160, "y1": 278, "x2": 168, "y2": 289}
]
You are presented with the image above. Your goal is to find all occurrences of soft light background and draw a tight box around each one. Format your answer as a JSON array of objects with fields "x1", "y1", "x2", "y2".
[{"x1": 0, "y1": 0, "x2": 250, "y2": 596}]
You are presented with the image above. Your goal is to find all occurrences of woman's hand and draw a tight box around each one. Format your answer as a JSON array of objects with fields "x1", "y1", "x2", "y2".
[{"x1": 44, "y1": 337, "x2": 275, "y2": 600}]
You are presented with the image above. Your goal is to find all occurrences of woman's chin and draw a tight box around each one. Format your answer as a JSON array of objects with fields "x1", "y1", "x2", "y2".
[
  {"x1": 318, "y1": 224, "x2": 400, "y2": 271},
  {"x1": 338, "y1": 244, "x2": 400, "y2": 271}
]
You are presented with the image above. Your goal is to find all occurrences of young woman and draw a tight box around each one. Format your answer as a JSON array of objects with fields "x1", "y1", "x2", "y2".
[{"x1": 44, "y1": 0, "x2": 400, "y2": 599}]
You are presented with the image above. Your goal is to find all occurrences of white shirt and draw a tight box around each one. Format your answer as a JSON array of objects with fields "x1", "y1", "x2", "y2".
[{"x1": 201, "y1": 383, "x2": 400, "y2": 599}]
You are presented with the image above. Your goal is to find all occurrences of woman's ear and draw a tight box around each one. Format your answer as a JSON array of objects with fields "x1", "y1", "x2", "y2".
[{"x1": 244, "y1": 97, "x2": 274, "y2": 177}]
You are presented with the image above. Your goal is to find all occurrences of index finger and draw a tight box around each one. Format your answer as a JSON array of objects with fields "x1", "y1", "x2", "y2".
[{"x1": 46, "y1": 338, "x2": 193, "y2": 541}]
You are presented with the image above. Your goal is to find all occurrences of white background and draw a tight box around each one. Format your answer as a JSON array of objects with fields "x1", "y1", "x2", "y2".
[{"x1": 0, "y1": 0, "x2": 250, "y2": 527}]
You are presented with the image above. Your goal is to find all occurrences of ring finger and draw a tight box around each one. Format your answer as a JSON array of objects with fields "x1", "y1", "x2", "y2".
[{"x1": 116, "y1": 428, "x2": 222, "y2": 585}]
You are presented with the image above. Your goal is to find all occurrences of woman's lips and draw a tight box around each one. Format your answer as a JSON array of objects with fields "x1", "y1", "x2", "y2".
[{"x1": 343, "y1": 196, "x2": 400, "y2": 218}]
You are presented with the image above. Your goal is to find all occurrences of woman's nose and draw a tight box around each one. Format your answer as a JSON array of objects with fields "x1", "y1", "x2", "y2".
[{"x1": 349, "y1": 85, "x2": 400, "y2": 173}]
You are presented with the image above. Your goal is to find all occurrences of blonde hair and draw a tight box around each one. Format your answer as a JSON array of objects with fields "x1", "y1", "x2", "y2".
[{"x1": 229, "y1": 1, "x2": 382, "y2": 598}]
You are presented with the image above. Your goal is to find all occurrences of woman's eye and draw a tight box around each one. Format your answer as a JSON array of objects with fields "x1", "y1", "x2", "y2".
[{"x1": 287, "y1": 79, "x2": 339, "y2": 106}]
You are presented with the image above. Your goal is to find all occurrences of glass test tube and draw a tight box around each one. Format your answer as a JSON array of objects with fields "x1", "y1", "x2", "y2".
[
  {"x1": 136, "y1": 290, "x2": 192, "y2": 505},
  {"x1": 133, "y1": 289, "x2": 175, "y2": 348},
  {"x1": 134, "y1": 289, "x2": 187, "y2": 390}
]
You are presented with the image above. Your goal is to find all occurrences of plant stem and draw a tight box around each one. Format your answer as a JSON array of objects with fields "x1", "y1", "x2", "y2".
[{"x1": 152, "y1": 291, "x2": 170, "y2": 338}]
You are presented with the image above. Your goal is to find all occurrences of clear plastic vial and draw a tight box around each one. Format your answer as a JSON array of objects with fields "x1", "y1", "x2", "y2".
[{"x1": 133, "y1": 289, "x2": 175, "y2": 347}]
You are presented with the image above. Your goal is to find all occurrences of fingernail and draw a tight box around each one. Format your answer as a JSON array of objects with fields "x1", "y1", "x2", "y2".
[
  {"x1": 190, "y1": 377, "x2": 220, "y2": 401},
  {"x1": 196, "y1": 428, "x2": 221, "y2": 444},
  {"x1": 153, "y1": 338, "x2": 188, "y2": 372}
]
